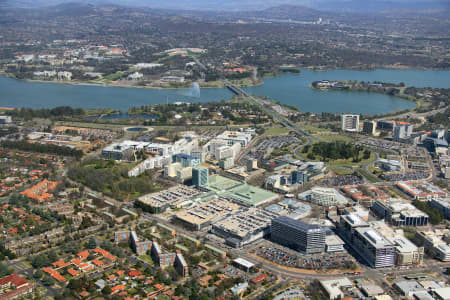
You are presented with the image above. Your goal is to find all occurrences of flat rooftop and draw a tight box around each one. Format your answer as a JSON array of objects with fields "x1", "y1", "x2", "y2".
[
  {"x1": 175, "y1": 197, "x2": 241, "y2": 226},
  {"x1": 320, "y1": 278, "x2": 353, "y2": 299},
  {"x1": 356, "y1": 227, "x2": 394, "y2": 249},
  {"x1": 206, "y1": 175, "x2": 242, "y2": 192},
  {"x1": 213, "y1": 208, "x2": 277, "y2": 239},
  {"x1": 273, "y1": 216, "x2": 324, "y2": 233},
  {"x1": 138, "y1": 185, "x2": 203, "y2": 208},
  {"x1": 224, "y1": 183, "x2": 278, "y2": 207},
  {"x1": 342, "y1": 214, "x2": 369, "y2": 227},
  {"x1": 325, "y1": 235, "x2": 345, "y2": 246},
  {"x1": 205, "y1": 175, "x2": 278, "y2": 207},
  {"x1": 233, "y1": 258, "x2": 255, "y2": 269},
  {"x1": 397, "y1": 181, "x2": 446, "y2": 197},
  {"x1": 391, "y1": 236, "x2": 418, "y2": 253}
]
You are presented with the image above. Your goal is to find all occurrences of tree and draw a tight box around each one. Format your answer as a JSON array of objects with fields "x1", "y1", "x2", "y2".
[
  {"x1": 175, "y1": 284, "x2": 184, "y2": 296},
  {"x1": 0, "y1": 263, "x2": 10, "y2": 277},
  {"x1": 86, "y1": 237, "x2": 97, "y2": 249},
  {"x1": 48, "y1": 250, "x2": 58, "y2": 262},
  {"x1": 413, "y1": 200, "x2": 443, "y2": 225},
  {"x1": 363, "y1": 150, "x2": 371, "y2": 159},
  {"x1": 102, "y1": 286, "x2": 112, "y2": 295},
  {"x1": 31, "y1": 254, "x2": 50, "y2": 268},
  {"x1": 42, "y1": 275, "x2": 55, "y2": 286},
  {"x1": 33, "y1": 269, "x2": 44, "y2": 279}
]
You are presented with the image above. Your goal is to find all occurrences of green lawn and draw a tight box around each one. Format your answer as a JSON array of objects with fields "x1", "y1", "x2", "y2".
[
  {"x1": 138, "y1": 255, "x2": 154, "y2": 265},
  {"x1": 175, "y1": 244, "x2": 189, "y2": 252},
  {"x1": 357, "y1": 169, "x2": 381, "y2": 183},
  {"x1": 367, "y1": 163, "x2": 379, "y2": 174},
  {"x1": 264, "y1": 125, "x2": 290, "y2": 135},
  {"x1": 329, "y1": 166, "x2": 354, "y2": 175},
  {"x1": 302, "y1": 143, "x2": 376, "y2": 169},
  {"x1": 316, "y1": 134, "x2": 353, "y2": 142},
  {"x1": 104, "y1": 73, "x2": 124, "y2": 81},
  {"x1": 326, "y1": 153, "x2": 375, "y2": 168},
  {"x1": 298, "y1": 124, "x2": 330, "y2": 133},
  {"x1": 55, "y1": 121, "x2": 125, "y2": 131}
]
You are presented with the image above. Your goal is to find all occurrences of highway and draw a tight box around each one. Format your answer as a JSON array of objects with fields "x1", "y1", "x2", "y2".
[{"x1": 222, "y1": 80, "x2": 317, "y2": 148}]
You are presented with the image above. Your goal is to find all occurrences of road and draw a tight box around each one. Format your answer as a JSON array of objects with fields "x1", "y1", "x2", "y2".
[
  {"x1": 387, "y1": 105, "x2": 448, "y2": 123},
  {"x1": 8, "y1": 258, "x2": 60, "y2": 298},
  {"x1": 236, "y1": 135, "x2": 263, "y2": 165},
  {"x1": 222, "y1": 80, "x2": 318, "y2": 167},
  {"x1": 361, "y1": 151, "x2": 379, "y2": 173},
  {"x1": 222, "y1": 80, "x2": 316, "y2": 140}
]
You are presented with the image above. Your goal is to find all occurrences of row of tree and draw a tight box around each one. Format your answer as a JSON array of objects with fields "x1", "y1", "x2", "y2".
[
  {"x1": 1, "y1": 140, "x2": 83, "y2": 159},
  {"x1": 6, "y1": 106, "x2": 85, "y2": 119},
  {"x1": 68, "y1": 159, "x2": 159, "y2": 200},
  {"x1": 304, "y1": 141, "x2": 365, "y2": 161},
  {"x1": 413, "y1": 199, "x2": 444, "y2": 225}
]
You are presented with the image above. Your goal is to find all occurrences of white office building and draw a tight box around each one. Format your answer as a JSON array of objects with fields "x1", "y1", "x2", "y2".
[
  {"x1": 215, "y1": 130, "x2": 253, "y2": 147},
  {"x1": 299, "y1": 187, "x2": 348, "y2": 207},
  {"x1": 341, "y1": 114, "x2": 360, "y2": 132}
]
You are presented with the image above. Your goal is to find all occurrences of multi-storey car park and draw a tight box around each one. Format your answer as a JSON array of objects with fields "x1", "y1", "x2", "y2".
[
  {"x1": 211, "y1": 208, "x2": 278, "y2": 248},
  {"x1": 136, "y1": 185, "x2": 203, "y2": 213},
  {"x1": 174, "y1": 196, "x2": 241, "y2": 231}
]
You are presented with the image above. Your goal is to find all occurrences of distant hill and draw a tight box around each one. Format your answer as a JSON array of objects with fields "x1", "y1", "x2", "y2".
[
  {"x1": 2, "y1": 0, "x2": 448, "y2": 12},
  {"x1": 311, "y1": 0, "x2": 449, "y2": 12},
  {"x1": 246, "y1": 5, "x2": 329, "y2": 20}
]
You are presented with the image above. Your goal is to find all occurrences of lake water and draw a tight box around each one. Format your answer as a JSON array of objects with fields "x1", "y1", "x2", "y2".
[{"x1": 1, "y1": 69, "x2": 449, "y2": 115}]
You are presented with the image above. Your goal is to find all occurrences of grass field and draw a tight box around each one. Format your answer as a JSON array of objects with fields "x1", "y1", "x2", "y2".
[
  {"x1": 327, "y1": 153, "x2": 375, "y2": 168},
  {"x1": 302, "y1": 143, "x2": 376, "y2": 169},
  {"x1": 103, "y1": 73, "x2": 124, "y2": 81},
  {"x1": 298, "y1": 124, "x2": 330, "y2": 133},
  {"x1": 329, "y1": 166, "x2": 355, "y2": 175},
  {"x1": 138, "y1": 255, "x2": 154, "y2": 265},
  {"x1": 264, "y1": 125, "x2": 291, "y2": 136},
  {"x1": 56, "y1": 121, "x2": 125, "y2": 131},
  {"x1": 367, "y1": 163, "x2": 379, "y2": 174},
  {"x1": 357, "y1": 169, "x2": 381, "y2": 183},
  {"x1": 316, "y1": 134, "x2": 353, "y2": 143}
]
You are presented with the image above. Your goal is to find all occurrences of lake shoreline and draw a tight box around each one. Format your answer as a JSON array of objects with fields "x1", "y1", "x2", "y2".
[
  {"x1": 0, "y1": 71, "x2": 265, "y2": 90},
  {"x1": 2, "y1": 63, "x2": 448, "y2": 91},
  {"x1": 2, "y1": 69, "x2": 447, "y2": 115}
]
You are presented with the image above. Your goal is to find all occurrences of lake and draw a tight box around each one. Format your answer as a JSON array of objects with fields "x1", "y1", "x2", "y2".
[{"x1": 1, "y1": 69, "x2": 449, "y2": 115}]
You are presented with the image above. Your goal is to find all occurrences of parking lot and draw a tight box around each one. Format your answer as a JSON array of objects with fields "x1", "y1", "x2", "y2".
[
  {"x1": 255, "y1": 136, "x2": 301, "y2": 152},
  {"x1": 318, "y1": 175, "x2": 363, "y2": 186},
  {"x1": 246, "y1": 136, "x2": 301, "y2": 161},
  {"x1": 358, "y1": 139, "x2": 402, "y2": 154},
  {"x1": 382, "y1": 172, "x2": 429, "y2": 181},
  {"x1": 274, "y1": 286, "x2": 309, "y2": 300},
  {"x1": 252, "y1": 245, "x2": 357, "y2": 271}
]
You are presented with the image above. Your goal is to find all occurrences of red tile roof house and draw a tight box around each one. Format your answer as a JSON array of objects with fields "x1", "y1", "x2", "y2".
[
  {"x1": 79, "y1": 290, "x2": 90, "y2": 298},
  {"x1": 91, "y1": 259, "x2": 104, "y2": 267},
  {"x1": 111, "y1": 284, "x2": 126, "y2": 294},
  {"x1": 77, "y1": 250, "x2": 89, "y2": 260},
  {"x1": 0, "y1": 274, "x2": 34, "y2": 300},
  {"x1": 107, "y1": 274, "x2": 116, "y2": 281},
  {"x1": 251, "y1": 273, "x2": 268, "y2": 284},
  {"x1": 42, "y1": 267, "x2": 66, "y2": 282},
  {"x1": 67, "y1": 268, "x2": 79, "y2": 277},
  {"x1": 128, "y1": 270, "x2": 141, "y2": 278}
]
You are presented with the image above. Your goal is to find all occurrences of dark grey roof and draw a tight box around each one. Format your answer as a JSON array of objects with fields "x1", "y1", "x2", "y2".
[{"x1": 273, "y1": 216, "x2": 324, "y2": 232}]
